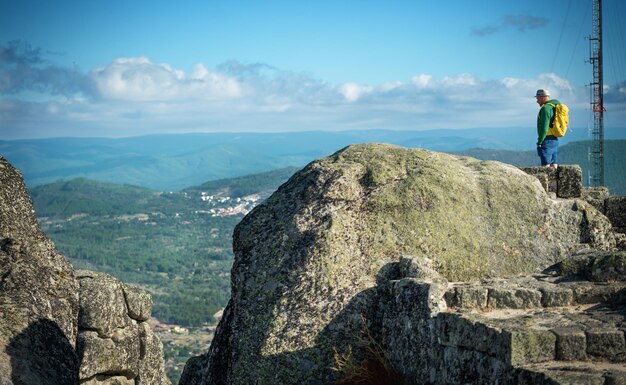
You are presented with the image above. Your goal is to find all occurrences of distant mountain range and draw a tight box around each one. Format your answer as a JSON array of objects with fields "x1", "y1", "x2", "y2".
[{"x1": 3, "y1": 128, "x2": 624, "y2": 192}]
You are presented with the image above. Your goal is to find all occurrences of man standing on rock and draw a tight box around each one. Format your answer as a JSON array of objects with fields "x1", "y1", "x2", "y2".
[{"x1": 535, "y1": 89, "x2": 561, "y2": 168}]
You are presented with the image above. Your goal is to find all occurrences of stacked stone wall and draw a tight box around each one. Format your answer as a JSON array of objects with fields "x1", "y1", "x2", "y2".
[
  {"x1": 522, "y1": 165, "x2": 626, "y2": 236},
  {"x1": 520, "y1": 165, "x2": 582, "y2": 199},
  {"x1": 383, "y1": 255, "x2": 626, "y2": 385}
]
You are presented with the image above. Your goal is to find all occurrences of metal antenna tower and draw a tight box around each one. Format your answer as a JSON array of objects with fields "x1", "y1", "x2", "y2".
[{"x1": 589, "y1": 0, "x2": 605, "y2": 186}]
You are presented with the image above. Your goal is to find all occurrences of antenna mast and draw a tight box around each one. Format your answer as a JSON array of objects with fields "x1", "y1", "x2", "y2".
[{"x1": 589, "y1": 0, "x2": 605, "y2": 186}]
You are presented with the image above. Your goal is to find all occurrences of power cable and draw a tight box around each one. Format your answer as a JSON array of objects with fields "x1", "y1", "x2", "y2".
[
  {"x1": 605, "y1": 0, "x2": 625, "y2": 89},
  {"x1": 565, "y1": 2, "x2": 590, "y2": 80},
  {"x1": 551, "y1": 0, "x2": 573, "y2": 73}
]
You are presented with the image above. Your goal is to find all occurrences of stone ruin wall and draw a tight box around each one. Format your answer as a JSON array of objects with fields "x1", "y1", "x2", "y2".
[
  {"x1": 521, "y1": 165, "x2": 626, "y2": 234},
  {"x1": 383, "y1": 255, "x2": 626, "y2": 385}
]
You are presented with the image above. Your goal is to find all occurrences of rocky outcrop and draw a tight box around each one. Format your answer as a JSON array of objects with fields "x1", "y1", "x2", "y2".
[
  {"x1": 1, "y1": 156, "x2": 80, "y2": 384},
  {"x1": 0, "y1": 156, "x2": 170, "y2": 385},
  {"x1": 180, "y1": 144, "x2": 620, "y2": 385},
  {"x1": 77, "y1": 271, "x2": 171, "y2": 385}
]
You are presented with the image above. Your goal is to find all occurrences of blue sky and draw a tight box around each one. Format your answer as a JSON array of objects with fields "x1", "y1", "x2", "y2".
[{"x1": 1, "y1": 0, "x2": 625, "y2": 139}]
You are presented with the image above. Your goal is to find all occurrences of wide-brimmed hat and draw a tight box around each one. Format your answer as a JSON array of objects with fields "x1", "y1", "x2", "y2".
[{"x1": 535, "y1": 89, "x2": 550, "y2": 97}]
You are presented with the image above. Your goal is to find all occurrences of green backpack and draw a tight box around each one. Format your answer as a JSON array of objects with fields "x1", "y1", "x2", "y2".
[{"x1": 546, "y1": 102, "x2": 569, "y2": 137}]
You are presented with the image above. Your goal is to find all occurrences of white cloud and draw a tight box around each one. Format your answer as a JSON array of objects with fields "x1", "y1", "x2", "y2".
[
  {"x1": 339, "y1": 82, "x2": 373, "y2": 102},
  {"x1": 91, "y1": 57, "x2": 243, "y2": 101},
  {"x1": 441, "y1": 73, "x2": 478, "y2": 87},
  {"x1": 3, "y1": 49, "x2": 623, "y2": 139},
  {"x1": 411, "y1": 74, "x2": 432, "y2": 88}
]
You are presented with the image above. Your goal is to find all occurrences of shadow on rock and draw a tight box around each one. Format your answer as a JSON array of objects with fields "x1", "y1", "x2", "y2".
[
  {"x1": 6, "y1": 319, "x2": 79, "y2": 385},
  {"x1": 236, "y1": 262, "x2": 404, "y2": 385}
]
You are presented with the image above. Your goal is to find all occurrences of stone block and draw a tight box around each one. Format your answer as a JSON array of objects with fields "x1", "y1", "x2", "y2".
[
  {"x1": 573, "y1": 283, "x2": 625, "y2": 304},
  {"x1": 138, "y1": 323, "x2": 172, "y2": 385},
  {"x1": 383, "y1": 277, "x2": 448, "y2": 385},
  {"x1": 590, "y1": 252, "x2": 626, "y2": 282},
  {"x1": 487, "y1": 288, "x2": 542, "y2": 309},
  {"x1": 441, "y1": 345, "x2": 507, "y2": 385},
  {"x1": 505, "y1": 329, "x2": 556, "y2": 366},
  {"x1": 607, "y1": 196, "x2": 626, "y2": 229},
  {"x1": 558, "y1": 253, "x2": 594, "y2": 278},
  {"x1": 582, "y1": 187, "x2": 609, "y2": 214},
  {"x1": 586, "y1": 328, "x2": 626, "y2": 361},
  {"x1": 446, "y1": 285, "x2": 488, "y2": 309},
  {"x1": 391, "y1": 277, "x2": 448, "y2": 318},
  {"x1": 77, "y1": 327, "x2": 141, "y2": 380},
  {"x1": 123, "y1": 284, "x2": 153, "y2": 322},
  {"x1": 539, "y1": 286, "x2": 574, "y2": 307},
  {"x1": 557, "y1": 165, "x2": 583, "y2": 198},
  {"x1": 612, "y1": 288, "x2": 626, "y2": 305},
  {"x1": 520, "y1": 167, "x2": 558, "y2": 194},
  {"x1": 553, "y1": 327, "x2": 587, "y2": 361},
  {"x1": 77, "y1": 271, "x2": 131, "y2": 337},
  {"x1": 537, "y1": 369, "x2": 607, "y2": 385},
  {"x1": 436, "y1": 313, "x2": 505, "y2": 359}
]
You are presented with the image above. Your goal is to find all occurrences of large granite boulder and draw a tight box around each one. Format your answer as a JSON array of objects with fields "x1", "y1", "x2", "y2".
[
  {"x1": 0, "y1": 156, "x2": 80, "y2": 384},
  {"x1": 182, "y1": 144, "x2": 617, "y2": 385}
]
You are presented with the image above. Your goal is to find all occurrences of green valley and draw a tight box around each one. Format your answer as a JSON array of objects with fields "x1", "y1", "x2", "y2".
[{"x1": 30, "y1": 167, "x2": 299, "y2": 327}]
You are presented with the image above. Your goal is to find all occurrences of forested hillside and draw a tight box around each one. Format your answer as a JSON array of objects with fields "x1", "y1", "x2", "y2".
[{"x1": 30, "y1": 167, "x2": 298, "y2": 326}]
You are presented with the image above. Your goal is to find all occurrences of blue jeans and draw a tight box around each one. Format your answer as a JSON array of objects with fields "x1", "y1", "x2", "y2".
[{"x1": 537, "y1": 136, "x2": 558, "y2": 166}]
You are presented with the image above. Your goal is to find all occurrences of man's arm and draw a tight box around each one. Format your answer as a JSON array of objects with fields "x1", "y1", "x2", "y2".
[{"x1": 537, "y1": 105, "x2": 552, "y2": 145}]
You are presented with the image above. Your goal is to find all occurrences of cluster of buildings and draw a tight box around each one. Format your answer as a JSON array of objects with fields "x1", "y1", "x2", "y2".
[{"x1": 197, "y1": 193, "x2": 262, "y2": 217}]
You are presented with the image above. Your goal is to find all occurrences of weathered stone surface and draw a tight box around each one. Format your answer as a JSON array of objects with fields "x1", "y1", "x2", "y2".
[
  {"x1": 178, "y1": 354, "x2": 207, "y2": 385},
  {"x1": 76, "y1": 270, "x2": 171, "y2": 385},
  {"x1": 553, "y1": 327, "x2": 587, "y2": 360},
  {"x1": 582, "y1": 187, "x2": 609, "y2": 213},
  {"x1": 77, "y1": 329, "x2": 141, "y2": 380},
  {"x1": 507, "y1": 329, "x2": 556, "y2": 366},
  {"x1": 441, "y1": 346, "x2": 507, "y2": 385},
  {"x1": 0, "y1": 156, "x2": 80, "y2": 384},
  {"x1": 557, "y1": 165, "x2": 583, "y2": 198},
  {"x1": 607, "y1": 196, "x2": 626, "y2": 229},
  {"x1": 124, "y1": 284, "x2": 153, "y2": 322},
  {"x1": 487, "y1": 287, "x2": 542, "y2": 309},
  {"x1": 557, "y1": 250, "x2": 626, "y2": 282},
  {"x1": 521, "y1": 165, "x2": 583, "y2": 199},
  {"x1": 184, "y1": 145, "x2": 619, "y2": 385},
  {"x1": 383, "y1": 276, "x2": 447, "y2": 384},
  {"x1": 77, "y1": 270, "x2": 130, "y2": 337},
  {"x1": 520, "y1": 167, "x2": 558, "y2": 194},
  {"x1": 557, "y1": 252, "x2": 595, "y2": 277},
  {"x1": 137, "y1": 323, "x2": 171, "y2": 385},
  {"x1": 591, "y1": 252, "x2": 626, "y2": 282},
  {"x1": 572, "y1": 283, "x2": 625, "y2": 304},
  {"x1": 539, "y1": 286, "x2": 573, "y2": 307},
  {"x1": 585, "y1": 328, "x2": 626, "y2": 361},
  {"x1": 446, "y1": 285, "x2": 489, "y2": 309}
]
